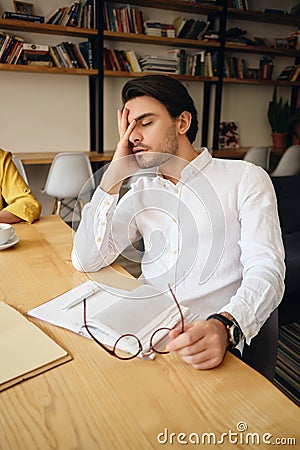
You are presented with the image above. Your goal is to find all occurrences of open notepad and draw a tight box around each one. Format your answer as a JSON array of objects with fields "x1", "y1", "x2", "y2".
[
  {"x1": 0, "y1": 302, "x2": 72, "y2": 391},
  {"x1": 28, "y1": 281, "x2": 192, "y2": 359}
]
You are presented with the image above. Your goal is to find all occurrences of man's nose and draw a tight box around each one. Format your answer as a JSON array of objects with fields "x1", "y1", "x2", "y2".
[{"x1": 129, "y1": 127, "x2": 142, "y2": 144}]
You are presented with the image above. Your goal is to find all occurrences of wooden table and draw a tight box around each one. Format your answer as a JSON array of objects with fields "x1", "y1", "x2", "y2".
[
  {"x1": 0, "y1": 216, "x2": 299, "y2": 450},
  {"x1": 13, "y1": 151, "x2": 115, "y2": 165}
]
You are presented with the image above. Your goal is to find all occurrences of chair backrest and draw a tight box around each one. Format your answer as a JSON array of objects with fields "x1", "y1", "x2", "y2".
[
  {"x1": 271, "y1": 145, "x2": 300, "y2": 177},
  {"x1": 243, "y1": 308, "x2": 278, "y2": 381},
  {"x1": 243, "y1": 146, "x2": 271, "y2": 171},
  {"x1": 43, "y1": 152, "x2": 95, "y2": 199},
  {"x1": 12, "y1": 155, "x2": 29, "y2": 184}
]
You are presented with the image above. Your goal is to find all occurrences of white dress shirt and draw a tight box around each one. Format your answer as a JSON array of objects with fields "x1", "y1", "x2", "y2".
[{"x1": 72, "y1": 149, "x2": 285, "y2": 344}]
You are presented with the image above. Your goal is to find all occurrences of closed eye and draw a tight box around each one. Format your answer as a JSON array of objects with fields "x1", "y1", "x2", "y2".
[{"x1": 141, "y1": 121, "x2": 152, "y2": 127}]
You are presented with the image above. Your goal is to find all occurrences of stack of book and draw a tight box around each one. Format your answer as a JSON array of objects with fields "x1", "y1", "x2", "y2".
[
  {"x1": 144, "y1": 21, "x2": 175, "y2": 38},
  {"x1": 21, "y1": 43, "x2": 53, "y2": 67},
  {"x1": 173, "y1": 16, "x2": 211, "y2": 40},
  {"x1": 104, "y1": 2, "x2": 143, "y2": 34},
  {"x1": 46, "y1": 0, "x2": 96, "y2": 29},
  {"x1": 139, "y1": 55, "x2": 178, "y2": 74}
]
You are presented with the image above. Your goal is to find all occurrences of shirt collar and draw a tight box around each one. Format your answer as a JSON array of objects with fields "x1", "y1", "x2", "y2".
[
  {"x1": 180, "y1": 148, "x2": 212, "y2": 182},
  {"x1": 156, "y1": 147, "x2": 212, "y2": 182}
]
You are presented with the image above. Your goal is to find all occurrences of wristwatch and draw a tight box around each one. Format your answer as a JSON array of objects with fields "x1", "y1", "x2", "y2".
[{"x1": 206, "y1": 313, "x2": 243, "y2": 348}]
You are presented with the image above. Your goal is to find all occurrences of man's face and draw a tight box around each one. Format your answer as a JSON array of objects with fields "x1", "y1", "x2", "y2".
[{"x1": 125, "y1": 95, "x2": 179, "y2": 169}]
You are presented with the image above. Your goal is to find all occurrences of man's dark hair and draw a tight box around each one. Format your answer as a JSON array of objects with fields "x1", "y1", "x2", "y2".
[{"x1": 122, "y1": 75, "x2": 198, "y2": 143}]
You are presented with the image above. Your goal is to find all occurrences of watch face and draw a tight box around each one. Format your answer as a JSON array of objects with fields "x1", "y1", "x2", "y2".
[{"x1": 232, "y1": 326, "x2": 241, "y2": 346}]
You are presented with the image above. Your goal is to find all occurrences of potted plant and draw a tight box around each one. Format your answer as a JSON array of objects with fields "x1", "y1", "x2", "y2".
[{"x1": 267, "y1": 87, "x2": 300, "y2": 149}]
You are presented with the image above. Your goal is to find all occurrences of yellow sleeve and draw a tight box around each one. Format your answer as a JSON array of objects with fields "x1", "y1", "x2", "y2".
[{"x1": 0, "y1": 149, "x2": 42, "y2": 223}]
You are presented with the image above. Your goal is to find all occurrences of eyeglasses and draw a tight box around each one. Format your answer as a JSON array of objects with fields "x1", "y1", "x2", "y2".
[{"x1": 83, "y1": 284, "x2": 184, "y2": 360}]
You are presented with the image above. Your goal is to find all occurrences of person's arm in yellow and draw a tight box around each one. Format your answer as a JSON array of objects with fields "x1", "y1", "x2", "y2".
[{"x1": 0, "y1": 149, "x2": 41, "y2": 223}]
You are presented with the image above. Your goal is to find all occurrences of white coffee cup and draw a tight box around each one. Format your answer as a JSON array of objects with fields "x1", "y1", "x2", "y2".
[{"x1": 0, "y1": 224, "x2": 15, "y2": 245}]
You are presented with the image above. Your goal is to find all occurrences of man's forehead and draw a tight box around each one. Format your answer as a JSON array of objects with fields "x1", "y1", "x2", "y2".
[{"x1": 125, "y1": 96, "x2": 166, "y2": 121}]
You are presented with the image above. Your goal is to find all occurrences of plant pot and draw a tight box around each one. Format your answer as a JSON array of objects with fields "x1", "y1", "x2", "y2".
[{"x1": 272, "y1": 132, "x2": 288, "y2": 150}]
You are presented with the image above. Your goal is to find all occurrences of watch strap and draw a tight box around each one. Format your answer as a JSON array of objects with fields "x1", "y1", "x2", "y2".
[{"x1": 206, "y1": 313, "x2": 243, "y2": 348}]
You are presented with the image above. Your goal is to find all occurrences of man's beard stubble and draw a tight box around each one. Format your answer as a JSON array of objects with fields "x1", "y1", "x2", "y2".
[{"x1": 134, "y1": 122, "x2": 178, "y2": 169}]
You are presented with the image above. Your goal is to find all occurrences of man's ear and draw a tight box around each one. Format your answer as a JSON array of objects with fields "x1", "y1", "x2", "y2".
[{"x1": 177, "y1": 111, "x2": 192, "y2": 135}]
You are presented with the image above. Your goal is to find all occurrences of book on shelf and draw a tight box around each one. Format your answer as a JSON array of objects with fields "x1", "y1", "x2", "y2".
[
  {"x1": 144, "y1": 21, "x2": 175, "y2": 38},
  {"x1": 28, "y1": 281, "x2": 192, "y2": 360},
  {"x1": 21, "y1": 43, "x2": 53, "y2": 66},
  {"x1": 173, "y1": 16, "x2": 211, "y2": 41},
  {"x1": 0, "y1": 33, "x2": 24, "y2": 64},
  {"x1": 204, "y1": 52, "x2": 213, "y2": 77},
  {"x1": 124, "y1": 50, "x2": 142, "y2": 72},
  {"x1": 0, "y1": 302, "x2": 72, "y2": 392},
  {"x1": 227, "y1": 0, "x2": 248, "y2": 9},
  {"x1": 79, "y1": 41, "x2": 93, "y2": 69},
  {"x1": 2, "y1": 11, "x2": 45, "y2": 23},
  {"x1": 277, "y1": 65, "x2": 297, "y2": 81},
  {"x1": 139, "y1": 55, "x2": 178, "y2": 74},
  {"x1": 48, "y1": 42, "x2": 90, "y2": 69},
  {"x1": 46, "y1": 0, "x2": 96, "y2": 29},
  {"x1": 290, "y1": 66, "x2": 300, "y2": 82},
  {"x1": 219, "y1": 121, "x2": 240, "y2": 149},
  {"x1": 104, "y1": 2, "x2": 143, "y2": 34}
]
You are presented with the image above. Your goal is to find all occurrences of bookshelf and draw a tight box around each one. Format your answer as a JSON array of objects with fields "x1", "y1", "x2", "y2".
[
  {"x1": 1, "y1": 1, "x2": 298, "y2": 153},
  {"x1": 102, "y1": 0, "x2": 300, "y2": 151}
]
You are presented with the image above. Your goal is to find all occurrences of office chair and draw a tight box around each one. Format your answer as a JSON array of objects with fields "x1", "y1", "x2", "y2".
[
  {"x1": 12, "y1": 155, "x2": 29, "y2": 184},
  {"x1": 243, "y1": 146, "x2": 271, "y2": 171},
  {"x1": 271, "y1": 145, "x2": 300, "y2": 177},
  {"x1": 42, "y1": 152, "x2": 95, "y2": 220}
]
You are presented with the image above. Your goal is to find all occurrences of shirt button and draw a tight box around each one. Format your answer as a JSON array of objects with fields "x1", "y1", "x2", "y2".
[
  {"x1": 100, "y1": 221, "x2": 105, "y2": 226},
  {"x1": 171, "y1": 249, "x2": 177, "y2": 254},
  {"x1": 104, "y1": 200, "x2": 111, "y2": 206},
  {"x1": 97, "y1": 237, "x2": 102, "y2": 243}
]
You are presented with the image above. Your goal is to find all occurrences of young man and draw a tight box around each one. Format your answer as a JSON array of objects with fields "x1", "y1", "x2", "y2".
[
  {"x1": 72, "y1": 75, "x2": 285, "y2": 372},
  {"x1": 0, "y1": 148, "x2": 41, "y2": 223}
]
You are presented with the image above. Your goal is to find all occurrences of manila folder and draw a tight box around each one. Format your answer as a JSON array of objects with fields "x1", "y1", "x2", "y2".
[{"x1": 0, "y1": 302, "x2": 72, "y2": 391}]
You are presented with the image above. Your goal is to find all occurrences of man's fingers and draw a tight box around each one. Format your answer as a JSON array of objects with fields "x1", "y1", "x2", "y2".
[{"x1": 166, "y1": 321, "x2": 205, "y2": 352}]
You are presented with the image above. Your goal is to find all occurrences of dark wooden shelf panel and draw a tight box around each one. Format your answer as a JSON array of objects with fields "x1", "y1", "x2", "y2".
[
  {"x1": 0, "y1": 63, "x2": 98, "y2": 75},
  {"x1": 104, "y1": 69, "x2": 218, "y2": 82},
  {"x1": 227, "y1": 7, "x2": 300, "y2": 26},
  {"x1": 223, "y1": 78, "x2": 300, "y2": 87},
  {"x1": 104, "y1": 70, "x2": 300, "y2": 87},
  {"x1": 113, "y1": 0, "x2": 222, "y2": 15},
  {"x1": 225, "y1": 43, "x2": 300, "y2": 58},
  {"x1": 0, "y1": 18, "x2": 97, "y2": 37},
  {"x1": 104, "y1": 30, "x2": 220, "y2": 50}
]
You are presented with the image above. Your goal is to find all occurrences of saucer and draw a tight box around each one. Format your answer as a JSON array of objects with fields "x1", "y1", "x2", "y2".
[{"x1": 0, "y1": 235, "x2": 20, "y2": 250}]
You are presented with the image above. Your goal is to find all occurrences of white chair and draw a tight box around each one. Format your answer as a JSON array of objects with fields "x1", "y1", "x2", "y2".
[
  {"x1": 271, "y1": 145, "x2": 300, "y2": 177},
  {"x1": 243, "y1": 146, "x2": 271, "y2": 171},
  {"x1": 42, "y1": 152, "x2": 95, "y2": 220},
  {"x1": 12, "y1": 155, "x2": 29, "y2": 184}
]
